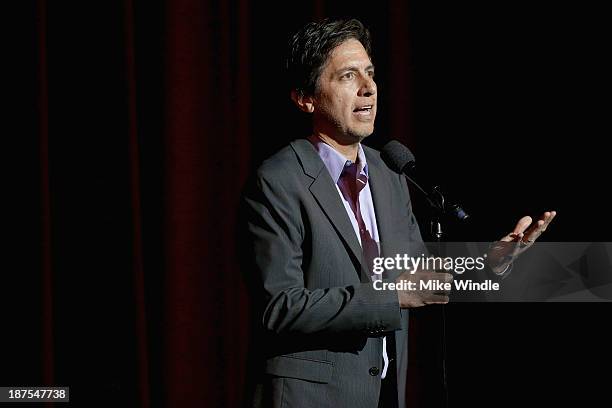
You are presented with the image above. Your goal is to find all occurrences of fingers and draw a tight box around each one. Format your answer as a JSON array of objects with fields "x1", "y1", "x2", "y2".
[
  {"x1": 499, "y1": 216, "x2": 532, "y2": 242},
  {"x1": 500, "y1": 211, "x2": 557, "y2": 244},
  {"x1": 522, "y1": 210, "x2": 557, "y2": 243},
  {"x1": 513, "y1": 215, "x2": 533, "y2": 235},
  {"x1": 414, "y1": 270, "x2": 453, "y2": 281},
  {"x1": 414, "y1": 269, "x2": 452, "y2": 279},
  {"x1": 397, "y1": 271, "x2": 453, "y2": 307},
  {"x1": 540, "y1": 210, "x2": 556, "y2": 232},
  {"x1": 423, "y1": 294, "x2": 450, "y2": 304},
  {"x1": 426, "y1": 273, "x2": 453, "y2": 297},
  {"x1": 440, "y1": 272, "x2": 454, "y2": 284}
]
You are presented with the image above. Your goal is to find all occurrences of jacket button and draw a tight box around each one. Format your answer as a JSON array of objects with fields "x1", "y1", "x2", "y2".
[{"x1": 369, "y1": 366, "x2": 380, "y2": 376}]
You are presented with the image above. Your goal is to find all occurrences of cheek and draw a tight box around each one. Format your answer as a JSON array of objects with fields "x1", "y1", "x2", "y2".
[
  {"x1": 333, "y1": 92, "x2": 353, "y2": 115},
  {"x1": 323, "y1": 95, "x2": 347, "y2": 117},
  {"x1": 316, "y1": 86, "x2": 353, "y2": 119}
]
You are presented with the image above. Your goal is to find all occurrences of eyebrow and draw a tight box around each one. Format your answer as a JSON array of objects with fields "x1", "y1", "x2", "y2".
[{"x1": 335, "y1": 64, "x2": 375, "y2": 75}]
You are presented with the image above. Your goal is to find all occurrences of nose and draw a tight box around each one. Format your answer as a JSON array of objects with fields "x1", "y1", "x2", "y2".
[{"x1": 358, "y1": 74, "x2": 376, "y2": 97}]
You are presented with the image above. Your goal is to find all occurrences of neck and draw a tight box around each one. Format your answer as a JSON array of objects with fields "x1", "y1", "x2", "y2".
[{"x1": 315, "y1": 133, "x2": 359, "y2": 162}]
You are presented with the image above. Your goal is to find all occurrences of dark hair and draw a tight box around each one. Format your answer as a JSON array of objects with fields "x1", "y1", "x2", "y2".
[{"x1": 286, "y1": 18, "x2": 372, "y2": 97}]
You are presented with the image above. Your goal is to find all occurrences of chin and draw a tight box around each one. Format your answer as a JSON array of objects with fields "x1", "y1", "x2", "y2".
[{"x1": 349, "y1": 127, "x2": 374, "y2": 142}]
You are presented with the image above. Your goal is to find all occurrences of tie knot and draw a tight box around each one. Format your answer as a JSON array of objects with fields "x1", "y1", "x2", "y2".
[
  {"x1": 339, "y1": 161, "x2": 367, "y2": 202},
  {"x1": 342, "y1": 159, "x2": 357, "y2": 173}
]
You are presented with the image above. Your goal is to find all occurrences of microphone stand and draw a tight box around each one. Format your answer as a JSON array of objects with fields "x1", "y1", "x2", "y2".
[
  {"x1": 429, "y1": 187, "x2": 445, "y2": 242},
  {"x1": 403, "y1": 178, "x2": 468, "y2": 408}
]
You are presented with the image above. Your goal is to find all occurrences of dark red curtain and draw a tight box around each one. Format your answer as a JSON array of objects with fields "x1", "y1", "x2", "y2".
[
  {"x1": 16, "y1": 1, "x2": 417, "y2": 407},
  {"x1": 12, "y1": 0, "x2": 611, "y2": 407}
]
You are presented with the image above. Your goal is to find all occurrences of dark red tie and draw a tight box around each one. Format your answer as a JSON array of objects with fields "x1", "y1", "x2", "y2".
[
  {"x1": 338, "y1": 161, "x2": 379, "y2": 275},
  {"x1": 338, "y1": 161, "x2": 399, "y2": 408}
]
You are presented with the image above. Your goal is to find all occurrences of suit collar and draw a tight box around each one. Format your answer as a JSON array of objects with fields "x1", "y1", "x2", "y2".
[
  {"x1": 307, "y1": 135, "x2": 370, "y2": 183},
  {"x1": 290, "y1": 139, "x2": 370, "y2": 281},
  {"x1": 290, "y1": 139, "x2": 397, "y2": 282},
  {"x1": 289, "y1": 139, "x2": 324, "y2": 179}
]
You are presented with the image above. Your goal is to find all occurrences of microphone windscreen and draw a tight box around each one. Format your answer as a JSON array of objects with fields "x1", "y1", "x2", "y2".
[{"x1": 380, "y1": 140, "x2": 415, "y2": 174}]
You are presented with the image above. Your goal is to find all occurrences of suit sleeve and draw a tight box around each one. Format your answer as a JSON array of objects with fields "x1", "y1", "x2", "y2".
[{"x1": 243, "y1": 172, "x2": 402, "y2": 336}]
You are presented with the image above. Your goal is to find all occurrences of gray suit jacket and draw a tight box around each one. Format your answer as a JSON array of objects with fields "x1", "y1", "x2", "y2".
[{"x1": 243, "y1": 139, "x2": 426, "y2": 408}]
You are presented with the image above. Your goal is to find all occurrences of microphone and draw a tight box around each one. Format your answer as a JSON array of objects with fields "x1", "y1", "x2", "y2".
[{"x1": 381, "y1": 140, "x2": 469, "y2": 221}]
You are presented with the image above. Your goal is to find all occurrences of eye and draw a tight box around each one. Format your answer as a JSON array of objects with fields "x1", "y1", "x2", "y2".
[
  {"x1": 340, "y1": 71, "x2": 355, "y2": 80},
  {"x1": 367, "y1": 70, "x2": 375, "y2": 78}
]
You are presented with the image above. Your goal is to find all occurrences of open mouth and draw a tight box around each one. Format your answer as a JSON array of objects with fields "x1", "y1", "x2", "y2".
[{"x1": 353, "y1": 105, "x2": 373, "y2": 115}]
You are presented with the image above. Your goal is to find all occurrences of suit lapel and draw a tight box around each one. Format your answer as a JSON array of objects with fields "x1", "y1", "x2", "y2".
[
  {"x1": 291, "y1": 140, "x2": 368, "y2": 280},
  {"x1": 366, "y1": 148, "x2": 408, "y2": 282},
  {"x1": 364, "y1": 148, "x2": 393, "y2": 259}
]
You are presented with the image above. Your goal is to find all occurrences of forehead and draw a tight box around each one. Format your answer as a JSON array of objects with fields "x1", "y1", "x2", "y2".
[{"x1": 325, "y1": 39, "x2": 372, "y2": 70}]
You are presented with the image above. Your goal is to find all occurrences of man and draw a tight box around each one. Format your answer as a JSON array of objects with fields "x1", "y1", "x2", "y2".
[{"x1": 242, "y1": 18, "x2": 555, "y2": 408}]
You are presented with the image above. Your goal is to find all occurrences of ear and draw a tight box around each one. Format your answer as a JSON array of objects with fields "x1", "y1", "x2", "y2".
[{"x1": 291, "y1": 90, "x2": 315, "y2": 113}]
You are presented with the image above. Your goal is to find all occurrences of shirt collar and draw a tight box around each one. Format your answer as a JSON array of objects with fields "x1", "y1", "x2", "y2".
[{"x1": 308, "y1": 135, "x2": 369, "y2": 184}]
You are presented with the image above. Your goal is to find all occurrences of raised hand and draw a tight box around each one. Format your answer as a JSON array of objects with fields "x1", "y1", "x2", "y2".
[{"x1": 487, "y1": 211, "x2": 557, "y2": 273}]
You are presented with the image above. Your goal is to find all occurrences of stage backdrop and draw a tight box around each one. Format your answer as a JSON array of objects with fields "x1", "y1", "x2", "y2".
[{"x1": 12, "y1": 0, "x2": 611, "y2": 407}]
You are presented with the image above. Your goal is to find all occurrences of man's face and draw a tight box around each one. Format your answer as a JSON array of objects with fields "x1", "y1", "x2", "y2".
[{"x1": 312, "y1": 39, "x2": 377, "y2": 143}]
